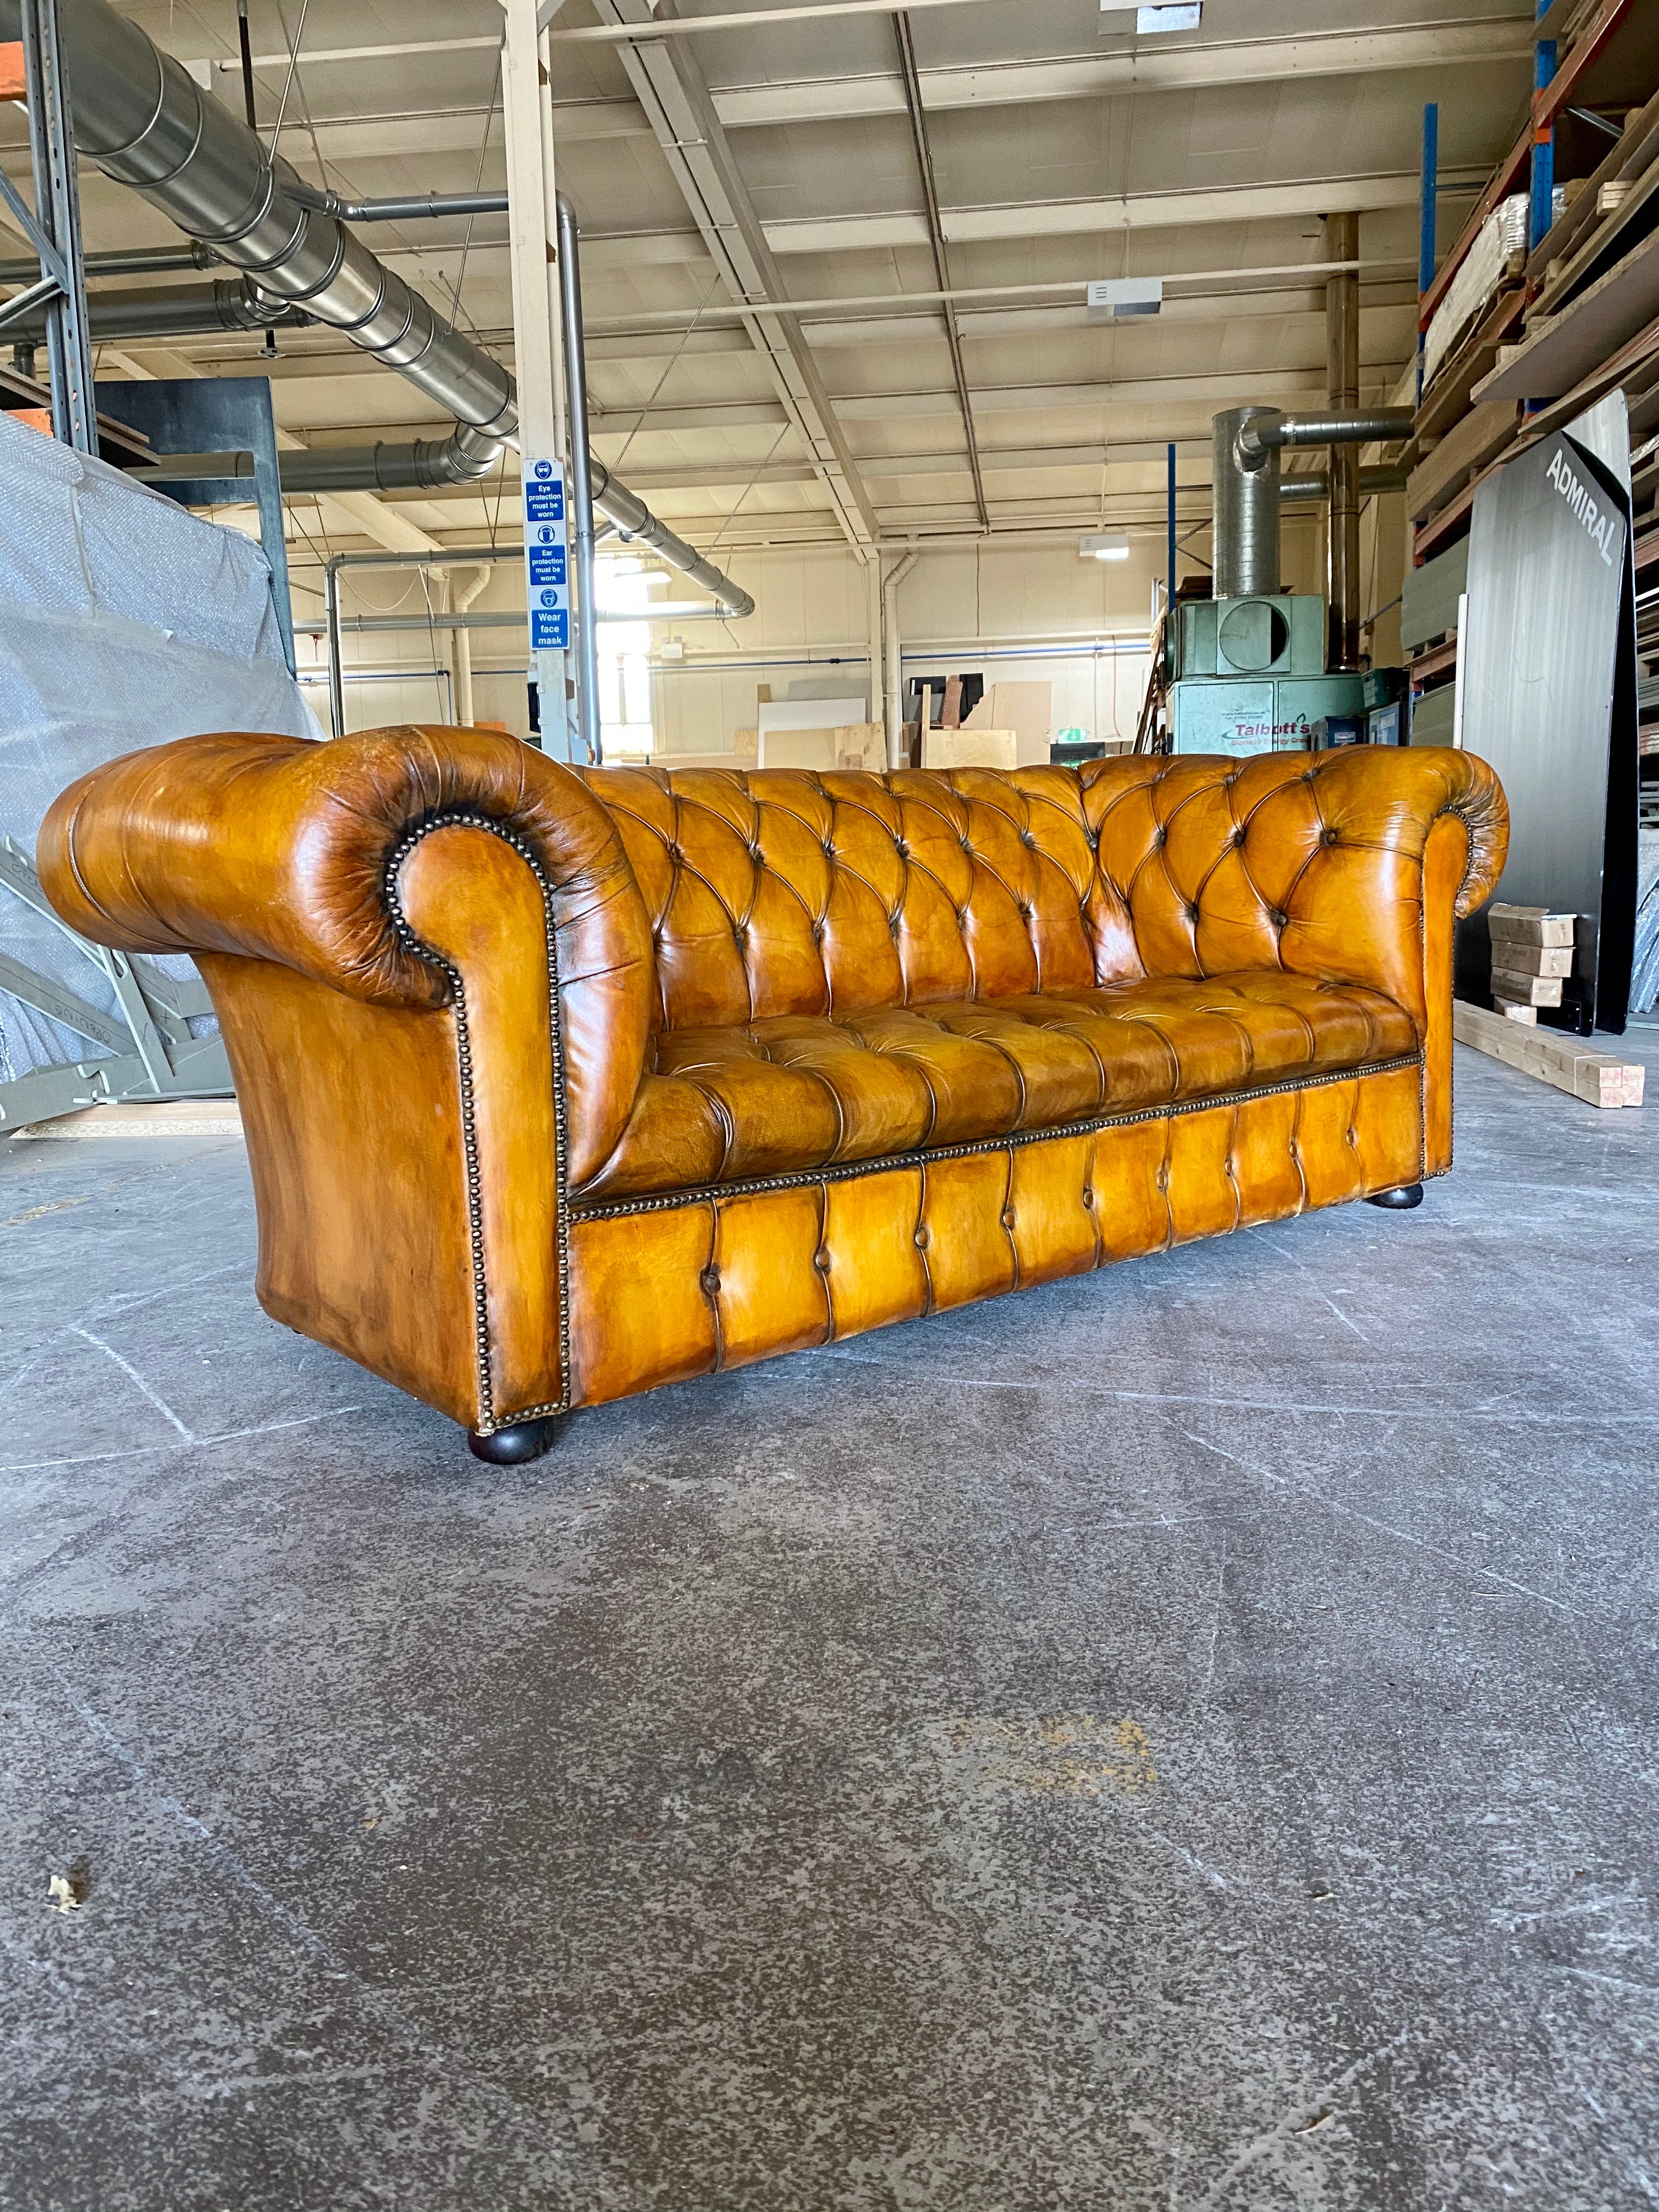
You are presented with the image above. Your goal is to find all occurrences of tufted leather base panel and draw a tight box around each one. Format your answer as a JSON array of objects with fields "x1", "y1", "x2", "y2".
[
  {"x1": 577, "y1": 970, "x2": 1419, "y2": 1201},
  {"x1": 563, "y1": 1057, "x2": 1422, "y2": 1413}
]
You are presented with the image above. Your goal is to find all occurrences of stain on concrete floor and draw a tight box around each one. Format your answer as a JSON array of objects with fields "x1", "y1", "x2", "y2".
[{"x1": 1, "y1": 1039, "x2": 1656, "y2": 2210}]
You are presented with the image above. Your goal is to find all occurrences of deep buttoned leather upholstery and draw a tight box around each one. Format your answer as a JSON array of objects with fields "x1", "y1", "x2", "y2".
[
  {"x1": 40, "y1": 730, "x2": 1507, "y2": 1440},
  {"x1": 583, "y1": 973, "x2": 1419, "y2": 1200}
]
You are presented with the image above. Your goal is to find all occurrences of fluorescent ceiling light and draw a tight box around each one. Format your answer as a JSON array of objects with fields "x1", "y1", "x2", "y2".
[
  {"x1": 1087, "y1": 277, "x2": 1163, "y2": 321},
  {"x1": 1099, "y1": 3, "x2": 1200, "y2": 36},
  {"x1": 1081, "y1": 533, "x2": 1132, "y2": 561}
]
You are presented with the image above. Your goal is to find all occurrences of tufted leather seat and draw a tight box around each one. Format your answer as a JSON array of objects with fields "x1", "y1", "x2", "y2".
[
  {"x1": 38, "y1": 729, "x2": 1509, "y2": 1453},
  {"x1": 584, "y1": 970, "x2": 1420, "y2": 1199}
]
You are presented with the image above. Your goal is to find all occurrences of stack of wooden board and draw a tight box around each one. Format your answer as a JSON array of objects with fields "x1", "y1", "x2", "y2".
[
  {"x1": 1487, "y1": 902, "x2": 1576, "y2": 1022},
  {"x1": 1406, "y1": 8, "x2": 1659, "y2": 582}
]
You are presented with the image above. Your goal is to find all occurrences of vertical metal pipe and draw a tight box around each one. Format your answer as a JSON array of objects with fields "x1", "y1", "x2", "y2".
[
  {"x1": 1211, "y1": 408, "x2": 1280, "y2": 601},
  {"x1": 555, "y1": 193, "x2": 602, "y2": 765},
  {"x1": 326, "y1": 557, "x2": 346, "y2": 738},
  {"x1": 1418, "y1": 102, "x2": 1438, "y2": 402},
  {"x1": 1326, "y1": 211, "x2": 1361, "y2": 670},
  {"x1": 449, "y1": 566, "x2": 490, "y2": 726},
  {"x1": 884, "y1": 549, "x2": 917, "y2": 768},
  {"x1": 20, "y1": 0, "x2": 96, "y2": 453},
  {"x1": 235, "y1": 0, "x2": 279, "y2": 358},
  {"x1": 1530, "y1": 2, "x2": 1557, "y2": 252},
  {"x1": 1166, "y1": 441, "x2": 1177, "y2": 614}
]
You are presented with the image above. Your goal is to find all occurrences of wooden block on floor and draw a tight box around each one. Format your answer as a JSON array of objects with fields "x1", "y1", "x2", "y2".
[
  {"x1": 11, "y1": 1098, "x2": 244, "y2": 1139},
  {"x1": 1491, "y1": 967, "x2": 1564, "y2": 1007},
  {"x1": 1488, "y1": 903, "x2": 1577, "y2": 948},
  {"x1": 1488, "y1": 940, "x2": 1573, "y2": 978},
  {"x1": 1453, "y1": 1000, "x2": 1645, "y2": 1109},
  {"x1": 1576, "y1": 1059, "x2": 1646, "y2": 1109},
  {"x1": 1492, "y1": 997, "x2": 1539, "y2": 1024}
]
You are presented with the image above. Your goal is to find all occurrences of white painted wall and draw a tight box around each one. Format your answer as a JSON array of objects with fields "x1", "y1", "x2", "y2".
[{"x1": 290, "y1": 507, "x2": 1332, "y2": 757}]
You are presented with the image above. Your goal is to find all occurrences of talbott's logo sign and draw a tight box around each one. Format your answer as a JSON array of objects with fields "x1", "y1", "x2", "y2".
[{"x1": 1546, "y1": 445, "x2": 1620, "y2": 567}]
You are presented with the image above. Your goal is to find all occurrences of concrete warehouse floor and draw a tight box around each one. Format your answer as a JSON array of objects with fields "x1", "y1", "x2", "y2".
[{"x1": 2, "y1": 1039, "x2": 1657, "y2": 2212}]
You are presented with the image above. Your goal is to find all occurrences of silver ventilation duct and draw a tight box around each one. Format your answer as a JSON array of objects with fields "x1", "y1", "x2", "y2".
[
  {"x1": 3, "y1": 276, "x2": 312, "y2": 343},
  {"x1": 1, "y1": 0, "x2": 752, "y2": 614},
  {"x1": 1278, "y1": 465, "x2": 1409, "y2": 504},
  {"x1": 0, "y1": 0, "x2": 515, "y2": 483},
  {"x1": 1212, "y1": 406, "x2": 1413, "y2": 600},
  {"x1": 1238, "y1": 410, "x2": 1415, "y2": 463},
  {"x1": 1211, "y1": 407, "x2": 1282, "y2": 601}
]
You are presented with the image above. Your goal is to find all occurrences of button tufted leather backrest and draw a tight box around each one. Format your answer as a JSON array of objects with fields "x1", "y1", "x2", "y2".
[
  {"x1": 582, "y1": 748, "x2": 1506, "y2": 1035},
  {"x1": 582, "y1": 763, "x2": 1142, "y2": 1032}
]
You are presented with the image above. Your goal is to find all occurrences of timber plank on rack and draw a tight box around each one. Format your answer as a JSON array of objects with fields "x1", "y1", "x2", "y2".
[
  {"x1": 1476, "y1": 228, "x2": 1659, "y2": 405},
  {"x1": 1419, "y1": 0, "x2": 1643, "y2": 333},
  {"x1": 1406, "y1": 402, "x2": 1523, "y2": 524},
  {"x1": 1518, "y1": 309, "x2": 1659, "y2": 443},
  {"x1": 1536, "y1": 110, "x2": 1659, "y2": 315},
  {"x1": 1407, "y1": 637, "x2": 1459, "y2": 687},
  {"x1": 1406, "y1": 288, "x2": 1527, "y2": 467}
]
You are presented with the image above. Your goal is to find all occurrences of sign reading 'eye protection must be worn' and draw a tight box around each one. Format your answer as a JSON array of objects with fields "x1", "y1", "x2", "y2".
[{"x1": 523, "y1": 459, "x2": 569, "y2": 653}]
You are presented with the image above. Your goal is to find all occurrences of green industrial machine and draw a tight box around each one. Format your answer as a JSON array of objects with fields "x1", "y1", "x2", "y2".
[{"x1": 1168, "y1": 590, "x2": 1368, "y2": 756}]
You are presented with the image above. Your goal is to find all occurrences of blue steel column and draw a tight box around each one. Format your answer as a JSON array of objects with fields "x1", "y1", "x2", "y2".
[
  {"x1": 1530, "y1": 2, "x2": 1558, "y2": 251},
  {"x1": 1418, "y1": 103, "x2": 1438, "y2": 403}
]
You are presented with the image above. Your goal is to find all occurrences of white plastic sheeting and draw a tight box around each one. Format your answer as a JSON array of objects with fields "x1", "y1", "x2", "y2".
[
  {"x1": 1633, "y1": 829, "x2": 1659, "y2": 1017},
  {"x1": 0, "y1": 411, "x2": 317, "y2": 1085}
]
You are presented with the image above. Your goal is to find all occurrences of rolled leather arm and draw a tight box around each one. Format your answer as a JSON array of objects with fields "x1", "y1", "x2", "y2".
[
  {"x1": 1439, "y1": 748, "x2": 1510, "y2": 918},
  {"x1": 1317, "y1": 742, "x2": 1509, "y2": 919},
  {"x1": 1268, "y1": 744, "x2": 1510, "y2": 1017},
  {"x1": 1085, "y1": 743, "x2": 1508, "y2": 1022},
  {"x1": 38, "y1": 725, "x2": 656, "y2": 1182}
]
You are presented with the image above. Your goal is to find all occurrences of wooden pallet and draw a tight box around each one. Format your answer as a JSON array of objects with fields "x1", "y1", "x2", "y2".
[{"x1": 1453, "y1": 1001, "x2": 1645, "y2": 1109}]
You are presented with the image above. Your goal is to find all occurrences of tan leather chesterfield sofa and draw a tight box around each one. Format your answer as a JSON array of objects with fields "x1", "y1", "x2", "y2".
[{"x1": 40, "y1": 730, "x2": 1507, "y2": 1463}]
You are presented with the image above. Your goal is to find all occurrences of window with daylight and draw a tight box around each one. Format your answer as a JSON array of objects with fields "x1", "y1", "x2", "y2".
[{"x1": 596, "y1": 558, "x2": 661, "y2": 759}]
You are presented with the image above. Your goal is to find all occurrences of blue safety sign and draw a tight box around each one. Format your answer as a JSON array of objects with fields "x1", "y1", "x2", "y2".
[
  {"x1": 522, "y1": 458, "x2": 568, "y2": 656},
  {"x1": 524, "y1": 462, "x2": 565, "y2": 526},
  {"x1": 527, "y1": 544, "x2": 566, "y2": 588}
]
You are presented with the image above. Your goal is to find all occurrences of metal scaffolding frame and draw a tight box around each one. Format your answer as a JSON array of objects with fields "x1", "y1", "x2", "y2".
[
  {"x1": 0, "y1": 840, "x2": 232, "y2": 1133},
  {"x1": 1, "y1": 0, "x2": 97, "y2": 450}
]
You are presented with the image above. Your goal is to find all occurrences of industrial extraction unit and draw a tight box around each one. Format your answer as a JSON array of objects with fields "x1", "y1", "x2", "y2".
[{"x1": 1167, "y1": 405, "x2": 1413, "y2": 755}]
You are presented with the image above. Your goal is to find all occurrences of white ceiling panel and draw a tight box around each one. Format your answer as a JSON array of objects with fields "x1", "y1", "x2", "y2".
[{"x1": 0, "y1": 0, "x2": 1540, "y2": 548}]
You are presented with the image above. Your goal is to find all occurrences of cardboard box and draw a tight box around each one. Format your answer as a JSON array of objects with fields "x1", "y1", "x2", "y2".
[
  {"x1": 756, "y1": 723, "x2": 886, "y2": 771},
  {"x1": 963, "y1": 680, "x2": 1053, "y2": 757},
  {"x1": 923, "y1": 727, "x2": 1022, "y2": 770}
]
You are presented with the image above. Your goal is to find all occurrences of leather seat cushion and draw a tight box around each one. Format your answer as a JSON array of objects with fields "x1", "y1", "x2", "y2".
[{"x1": 577, "y1": 970, "x2": 1419, "y2": 1201}]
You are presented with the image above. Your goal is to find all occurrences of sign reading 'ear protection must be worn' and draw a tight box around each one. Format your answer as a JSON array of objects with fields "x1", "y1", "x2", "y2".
[{"x1": 523, "y1": 459, "x2": 569, "y2": 653}]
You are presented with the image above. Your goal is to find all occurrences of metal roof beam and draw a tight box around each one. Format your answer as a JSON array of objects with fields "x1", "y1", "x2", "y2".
[
  {"x1": 588, "y1": 0, "x2": 879, "y2": 548},
  {"x1": 711, "y1": 20, "x2": 1534, "y2": 128},
  {"x1": 893, "y1": 7, "x2": 986, "y2": 531}
]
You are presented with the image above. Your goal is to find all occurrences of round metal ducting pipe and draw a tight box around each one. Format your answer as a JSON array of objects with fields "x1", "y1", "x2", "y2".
[
  {"x1": 1212, "y1": 406, "x2": 1283, "y2": 601},
  {"x1": 1214, "y1": 406, "x2": 1415, "y2": 599},
  {"x1": 0, "y1": 0, "x2": 754, "y2": 613},
  {"x1": 2, "y1": 277, "x2": 312, "y2": 345},
  {"x1": 0, "y1": 0, "x2": 512, "y2": 480}
]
